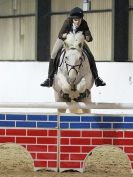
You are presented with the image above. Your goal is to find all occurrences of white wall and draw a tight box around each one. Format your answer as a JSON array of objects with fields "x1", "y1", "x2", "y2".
[{"x1": 0, "y1": 61, "x2": 133, "y2": 113}]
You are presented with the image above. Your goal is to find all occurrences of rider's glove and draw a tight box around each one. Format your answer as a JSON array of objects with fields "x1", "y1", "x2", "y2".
[{"x1": 85, "y1": 36, "x2": 90, "y2": 42}]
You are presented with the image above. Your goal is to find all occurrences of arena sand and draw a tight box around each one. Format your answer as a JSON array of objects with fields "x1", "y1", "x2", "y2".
[{"x1": 0, "y1": 143, "x2": 133, "y2": 177}]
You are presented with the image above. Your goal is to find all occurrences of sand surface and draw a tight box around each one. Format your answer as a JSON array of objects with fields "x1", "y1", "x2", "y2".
[{"x1": 0, "y1": 143, "x2": 133, "y2": 177}]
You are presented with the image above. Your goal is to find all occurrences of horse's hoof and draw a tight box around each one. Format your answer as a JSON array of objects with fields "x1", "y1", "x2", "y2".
[
  {"x1": 79, "y1": 92, "x2": 86, "y2": 99},
  {"x1": 73, "y1": 98, "x2": 79, "y2": 102},
  {"x1": 63, "y1": 93, "x2": 71, "y2": 102},
  {"x1": 73, "y1": 91, "x2": 88, "y2": 102},
  {"x1": 78, "y1": 90, "x2": 90, "y2": 100}
]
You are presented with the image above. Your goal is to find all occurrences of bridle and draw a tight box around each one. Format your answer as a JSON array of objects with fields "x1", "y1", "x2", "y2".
[
  {"x1": 65, "y1": 56, "x2": 83, "y2": 76},
  {"x1": 63, "y1": 48, "x2": 85, "y2": 82}
]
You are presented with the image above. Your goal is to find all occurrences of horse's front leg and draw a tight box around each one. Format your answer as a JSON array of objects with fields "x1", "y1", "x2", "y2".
[
  {"x1": 57, "y1": 74, "x2": 71, "y2": 94},
  {"x1": 74, "y1": 77, "x2": 90, "y2": 102},
  {"x1": 76, "y1": 77, "x2": 87, "y2": 93},
  {"x1": 60, "y1": 75, "x2": 72, "y2": 101},
  {"x1": 54, "y1": 73, "x2": 71, "y2": 94},
  {"x1": 62, "y1": 81, "x2": 71, "y2": 94}
]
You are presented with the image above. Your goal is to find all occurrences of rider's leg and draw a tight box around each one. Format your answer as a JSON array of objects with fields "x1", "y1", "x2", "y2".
[
  {"x1": 41, "y1": 38, "x2": 63, "y2": 87},
  {"x1": 83, "y1": 42, "x2": 106, "y2": 87}
]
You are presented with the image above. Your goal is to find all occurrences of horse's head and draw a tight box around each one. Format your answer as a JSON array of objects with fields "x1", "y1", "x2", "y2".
[{"x1": 63, "y1": 47, "x2": 84, "y2": 85}]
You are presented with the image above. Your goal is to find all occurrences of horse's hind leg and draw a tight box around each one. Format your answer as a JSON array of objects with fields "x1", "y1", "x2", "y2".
[
  {"x1": 82, "y1": 109, "x2": 90, "y2": 114},
  {"x1": 69, "y1": 108, "x2": 82, "y2": 114},
  {"x1": 69, "y1": 108, "x2": 90, "y2": 114},
  {"x1": 54, "y1": 91, "x2": 67, "y2": 113},
  {"x1": 58, "y1": 108, "x2": 66, "y2": 113},
  {"x1": 81, "y1": 96, "x2": 91, "y2": 114}
]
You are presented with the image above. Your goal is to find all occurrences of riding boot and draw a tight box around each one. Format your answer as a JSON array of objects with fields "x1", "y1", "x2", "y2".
[
  {"x1": 86, "y1": 52, "x2": 106, "y2": 87},
  {"x1": 40, "y1": 59, "x2": 56, "y2": 87}
]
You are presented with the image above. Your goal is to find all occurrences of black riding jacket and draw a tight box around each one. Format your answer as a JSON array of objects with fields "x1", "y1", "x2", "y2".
[{"x1": 58, "y1": 17, "x2": 93, "y2": 42}]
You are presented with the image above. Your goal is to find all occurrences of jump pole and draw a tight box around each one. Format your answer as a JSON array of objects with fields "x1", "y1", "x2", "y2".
[{"x1": 0, "y1": 102, "x2": 133, "y2": 109}]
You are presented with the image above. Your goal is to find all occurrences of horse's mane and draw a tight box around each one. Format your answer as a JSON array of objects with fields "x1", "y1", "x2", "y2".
[{"x1": 64, "y1": 32, "x2": 85, "y2": 50}]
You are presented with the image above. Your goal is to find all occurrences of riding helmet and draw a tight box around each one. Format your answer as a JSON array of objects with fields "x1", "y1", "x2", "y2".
[{"x1": 70, "y1": 7, "x2": 84, "y2": 19}]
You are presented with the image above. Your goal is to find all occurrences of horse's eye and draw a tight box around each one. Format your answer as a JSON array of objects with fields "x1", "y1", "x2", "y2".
[{"x1": 65, "y1": 56, "x2": 68, "y2": 60}]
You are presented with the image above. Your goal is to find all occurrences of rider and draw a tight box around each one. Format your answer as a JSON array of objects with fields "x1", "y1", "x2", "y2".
[{"x1": 41, "y1": 7, "x2": 106, "y2": 87}]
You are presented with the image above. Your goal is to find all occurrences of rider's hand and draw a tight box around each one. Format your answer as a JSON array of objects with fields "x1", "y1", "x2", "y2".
[{"x1": 85, "y1": 36, "x2": 90, "y2": 42}]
